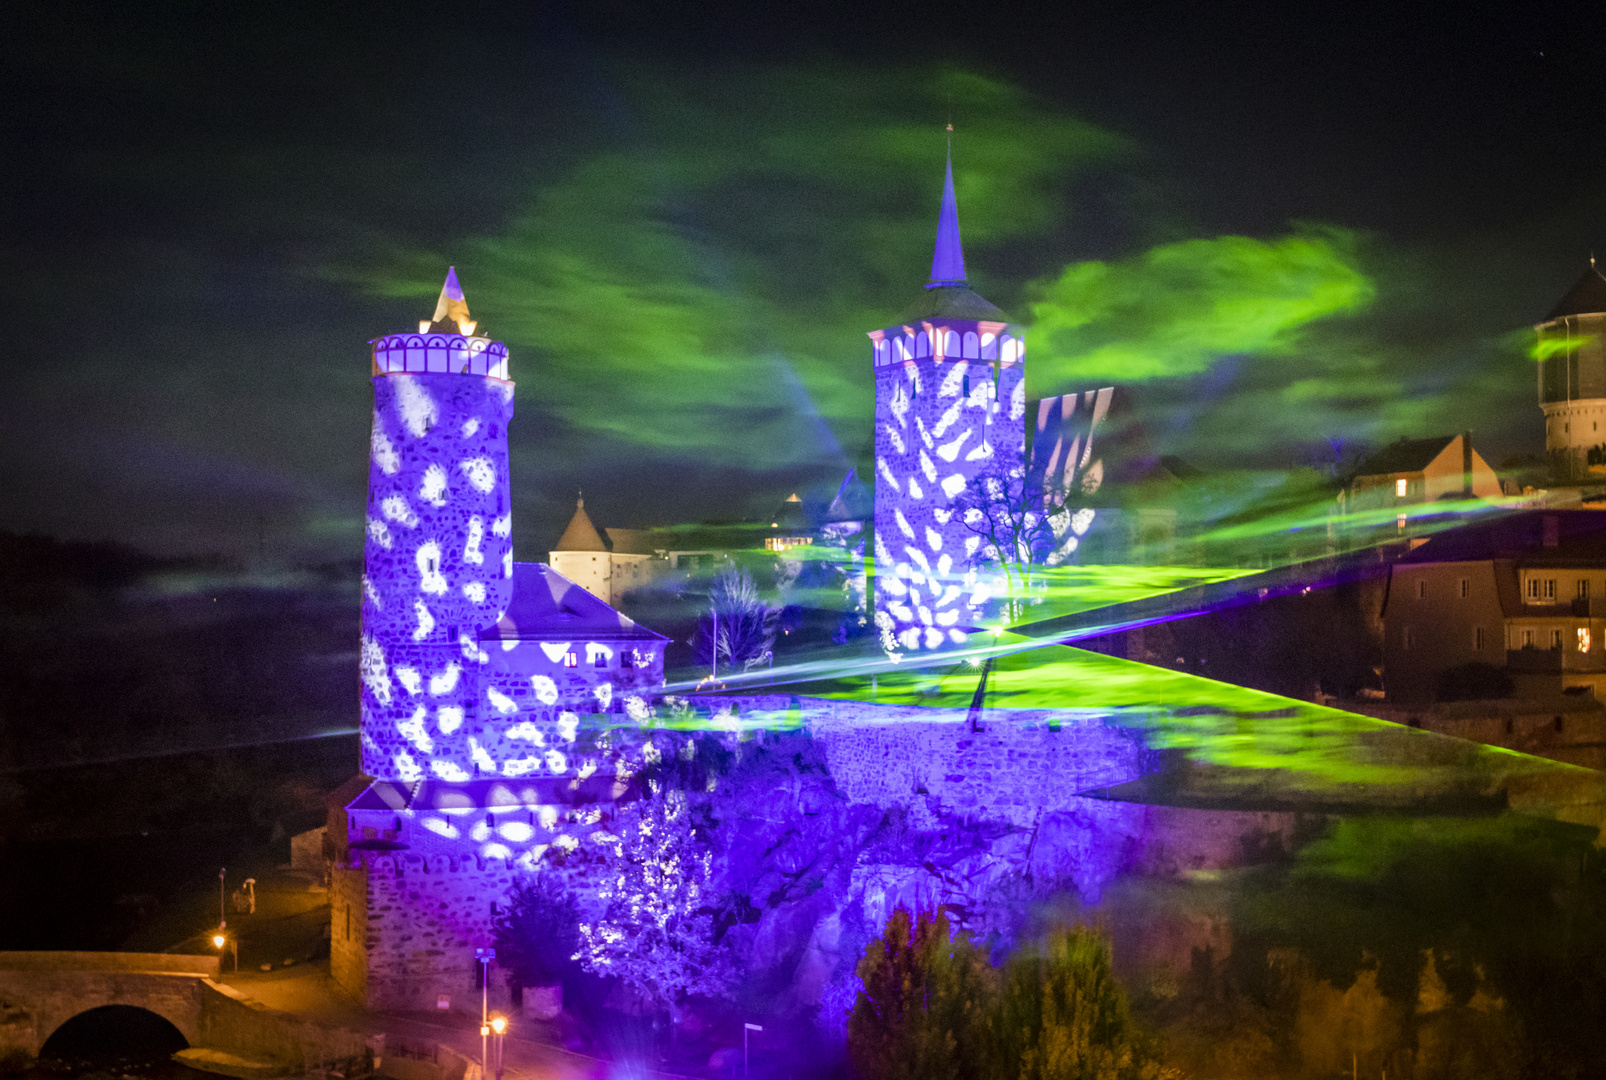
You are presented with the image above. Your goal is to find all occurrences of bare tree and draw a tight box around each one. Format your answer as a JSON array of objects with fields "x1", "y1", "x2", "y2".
[
  {"x1": 955, "y1": 466, "x2": 1084, "y2": 621},
  {"x1": 692, "y1": 563, "x2": 775, "y2": 673}
]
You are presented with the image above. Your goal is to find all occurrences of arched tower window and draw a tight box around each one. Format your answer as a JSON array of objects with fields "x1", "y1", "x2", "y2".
[
  {"x1": 980, "y1": 333, "x2": 998, "y2": 360},
  {"x1": 963, "y1": 331, "x2": 979, "y2": 358},
  {"x1": 916, "y1": 331, "x2": 930, "y2": 358}
]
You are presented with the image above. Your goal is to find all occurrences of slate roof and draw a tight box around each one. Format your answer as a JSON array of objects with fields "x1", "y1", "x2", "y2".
[
  {"x1": 1396, "y1": 510, "x2": 1606, "y2": 565},
  {"x1": 482, "y1": 562, "x2": 666, "y2": 642},
  {"x1": 1544, "y1": 265, "x2": 1606, "y2": 322},
  {"x1": 553, "y1": 497, "x2": 607, "y2": 552},
  {"x1": 1355, "y1": 435, "x2": 1457, "y2": 476},
  {"x1": 344, "y1": 776, "x2": 619, "y2": 814},
  {"x1": 900, "y1": 285, "x2": 1009, "y2": 323}
]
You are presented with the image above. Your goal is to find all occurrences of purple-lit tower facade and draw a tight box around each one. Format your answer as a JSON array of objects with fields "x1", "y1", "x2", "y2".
[
  {"x1": 359, "y1": 269, "x2": 516, "y2": 780},
  {"x1": 870, "y1": 157, "x2": 1027, "y2": 654}
]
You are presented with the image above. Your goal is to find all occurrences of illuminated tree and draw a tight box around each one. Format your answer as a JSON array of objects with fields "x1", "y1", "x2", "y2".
[
  {"x1": 847, "y1": 907, "x2": 993, "y2": 1080},
  {"x1": 576, "y1": 780, "x2": 734, "y2": 1010},
  {"x1": 955, "y1": 467, "x2": 1083, "y2": 621},
  {"x1": 692, "y1": 563, "x2": 776, "y2": 672}
]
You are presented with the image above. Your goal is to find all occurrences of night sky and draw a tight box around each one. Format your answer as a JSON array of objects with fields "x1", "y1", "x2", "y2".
[{"x1": 6, "y1": 0, "x2": 1606, "y2": 564}]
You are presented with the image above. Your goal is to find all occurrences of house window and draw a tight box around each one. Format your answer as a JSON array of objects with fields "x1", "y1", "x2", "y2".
[
  {"x1": 1528, "y1": 579, "x2": 1540, "y2": 599},
  {"x1": 1546, "y1": 579, "x2": 1557, "y2": 599},
  {"x1": 563, "y1": 652, "x2": 579, "y2": 668},
  {"x1": 1580, "y1": 628, "x2": 1592, "y2": 652},
  {"x1": 1460, "y1": 578, "x2": 1470, "y2": 599},
  {"x1": 621, "y1": 650, "x2": 634, "y2": 669},
  {"x1": 1522, "y1": 629, "x2": 1536, "y2": 648},
  {"x1": 1403, "y1": 627, "x2": 1414, "y2": 650},
  {"x1": 595, "y1": 652, "x2": 608, "y2": 668},
  {"x1": 1552, "y1": 629, "x2": 1564, "y2": 649},
  {"x1": 1397, "y1": 514, "x2": 1407, "y2": 530},
  {"x1": 1395, "y1": 478, "x2": 1408, "y2": 497},
  {"x1": 1475, "y1": 627, "x2": 1485, "y2": 650},
  {"x1": 1581, "y1": 580, "x2": 1592, "y2": 600}
]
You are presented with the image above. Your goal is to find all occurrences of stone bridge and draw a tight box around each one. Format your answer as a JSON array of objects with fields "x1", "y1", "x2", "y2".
[{"x1": 0, "y1": 952, "x2": 367, "y2": 1070}]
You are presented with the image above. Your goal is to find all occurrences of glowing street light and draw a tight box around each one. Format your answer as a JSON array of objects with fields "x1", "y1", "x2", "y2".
[
  {"x1": 488, "y1": 1016, "x2": 506, "y2": 1080},
  {"x1": 212, "y1": 930, "x2": 238, "y2": 972}
]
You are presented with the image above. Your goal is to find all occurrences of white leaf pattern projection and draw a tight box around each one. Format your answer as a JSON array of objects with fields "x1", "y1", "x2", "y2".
[
  {"x1": 394, "y1": 376, "x2": 438, "y2": 437},
  {"x1": 487, "y1": 686, "x2": 518, "y2": 714},
  {"x1": 437, "y1": 706, "x2": 464, "y2": 733},
  {"x1": 460, "y1": 457, "x2": 496, "y2": 492},
  {"x1": 398, "y1": 705, "x2": 434, "y2": 754},
  {"x1": 429, "y1": 662, "x2": 461, "y2": 695},
  {"x1": 416, "y1": 542, "x2": 447, "y2": 594},
  {"x1": 395, "y1": 665, "x2": 422, "y2": 696},
  {"x1": 371, "y1": 425, "x2": 400, "y2": 475},
  {"x1": 412, "y1": 599, "x2": 435, "y2": 641},
  {"x1": 878, "y1": 458, "x2": 902, "y2": 492},
  {"x1": 460, "y1": 417, "x2": 480, "y2": 438},
  {"x1": 937, "y1": 429, "x2": 971, "y2": 462},
  {"x1": 908, "y1": 477, "x2": 924, "y2": 500},
  {"x1": 464, "y1": 515, "x2": 485, "y2": 564},
  {"x1": 920, "y1": 450, "x2": 937, "y2": 483},
  {"x1": 883, "y1": 424, "x2": 906, "y2": 453},
  {"x1": 420, "y1": 463, "x2": 449, "y2": 506},
  {"x1": 530, "y1": 675, "x2": 559, "y2": 705},
  {"x1": 381, "y1": 497, "x2": 418, "y2": 528}
]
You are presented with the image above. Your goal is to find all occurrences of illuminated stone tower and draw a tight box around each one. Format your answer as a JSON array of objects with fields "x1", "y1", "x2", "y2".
[
  {"x1": 359, "y1": 269, "x2": 516, "y2": 779},
  {"x1": 870, "y1": 156, "x2": 1026, "y2": 654},
  {"x1": 1537, "y1": 261, "x2": 1606, "y2": 480}
]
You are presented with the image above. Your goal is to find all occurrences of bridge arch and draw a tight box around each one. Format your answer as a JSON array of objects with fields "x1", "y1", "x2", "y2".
[{"x1": 40, "y1": 1004, "x2": 188, "y2": 1062}]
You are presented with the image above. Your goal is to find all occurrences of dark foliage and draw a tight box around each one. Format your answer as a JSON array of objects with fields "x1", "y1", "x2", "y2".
[{"x1": 493, "y1": 873, "x2": 584, "y2": 991}]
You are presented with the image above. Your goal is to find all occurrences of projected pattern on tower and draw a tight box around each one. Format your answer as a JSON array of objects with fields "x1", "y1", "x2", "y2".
[{"x1": 872, "y1": 155, "x2": 1026, "y2": 655}]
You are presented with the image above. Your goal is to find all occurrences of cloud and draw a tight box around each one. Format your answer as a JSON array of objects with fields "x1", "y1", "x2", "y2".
[{"x1": 1026, "y1": 228, "x2": 1376, "y2": 387}]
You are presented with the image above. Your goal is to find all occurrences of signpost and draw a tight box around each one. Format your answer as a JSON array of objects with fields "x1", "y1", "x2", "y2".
[{"x1": 744, "y1": 1022, "x2": 762, "y2": 1077}]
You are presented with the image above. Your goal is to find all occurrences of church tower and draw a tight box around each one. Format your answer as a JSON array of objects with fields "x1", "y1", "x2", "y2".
[
  {"x1": 870, "y1": 155, "x2": 1026, "y2": 655},
  {"x1": 1537, "y1": 261, "x2": 1606, "y2": 480},
  {"x1": 359, "y1": 269, "x2": 516, "y2": 779}
]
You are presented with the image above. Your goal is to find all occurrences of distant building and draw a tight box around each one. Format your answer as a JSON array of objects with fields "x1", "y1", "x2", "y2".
[
  {"x1": 1381, "y1": 510, "x2": 1606, "y2": 702},
  {"x1": 1348, "y1": 433, "x2": 1502, "y2": 525},
  {"x1": 548, "y1": 495, "x2": 657, "y2": 606},
  {"x1": 1536, "y1": 262, "x2": 1606, "y2": 481}
]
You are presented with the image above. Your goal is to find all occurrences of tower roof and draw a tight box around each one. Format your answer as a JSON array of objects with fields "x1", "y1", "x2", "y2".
[
  {"x1": 1543, "y1": 263, "x2": 1606, "y2": 322},
  {"x1": 929, "y1": 154, "x2": 967, "y2": 289},
  {"x1": 901, "y1": 150, "x2": 1007, "y2": 321},
  {"x1": 553, "y1": 495, "x2": 607, "y2": 552},
  {"x1": 421, "y1": 266, "x2": 481, "y2": 336}
]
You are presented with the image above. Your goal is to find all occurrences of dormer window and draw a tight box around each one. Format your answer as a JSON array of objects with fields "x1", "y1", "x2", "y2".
[
  {"x1": 1395, "y1": 479, "x2": 1408, "y2": 497},
  {"x1": 564, "y1": 652, "x2": 578, "y2": 668}
]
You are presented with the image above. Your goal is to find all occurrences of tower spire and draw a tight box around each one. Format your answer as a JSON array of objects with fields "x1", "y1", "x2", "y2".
[
  {"x1": 927, "y1": 142, "x2": 967, "y2": 290},
  {"x1": 421, "y1": 266, "x2": 478, "y2": 336}
]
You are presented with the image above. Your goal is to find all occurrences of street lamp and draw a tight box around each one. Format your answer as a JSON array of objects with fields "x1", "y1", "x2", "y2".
[
  {"x1": 489, "y1": 1015, "x2": 506, "y2": 1080},
  {"x1": 474, "y1": 947, "x2": 495, "y2": 1076},
  {"x1": 212, "y1": 931, "x2": 238, "y2": 972}
]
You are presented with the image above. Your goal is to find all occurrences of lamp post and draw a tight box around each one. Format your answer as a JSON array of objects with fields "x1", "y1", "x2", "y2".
[
  {"x1": 474, "y1": 947, "x2": 495, "y2": 1077},
  {"x1": 489, "y1": 1015, "x2": 506, "y2": 1080},
  {"x1": 218, "y1": 868, "x2": 227, "y2": 931},
  {"x1": 212, "y1": 931, "x2": 237, "y2": 972}
]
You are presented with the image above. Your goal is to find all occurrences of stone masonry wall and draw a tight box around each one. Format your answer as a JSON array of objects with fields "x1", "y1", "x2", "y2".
[
  {"x1": 356, "y1": 854, "x2": 518, "y2": 1013},
  {"x1": 329, "y1": 864, "x2": 369, "y2": 1006}
]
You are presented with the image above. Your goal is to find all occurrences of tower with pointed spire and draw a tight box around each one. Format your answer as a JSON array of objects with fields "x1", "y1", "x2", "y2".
[
  {"x1": 360, "y1": 268, "x2": 516, "y2": 779},
  {"x1": 1537, "y1": 261, "x2": 1606, "y2": 480},
  {"x1": 868, "y1": 153, "x2": 1027, "y2": 654}
]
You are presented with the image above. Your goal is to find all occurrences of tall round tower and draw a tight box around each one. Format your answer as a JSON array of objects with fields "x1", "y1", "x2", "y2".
[
  {"x1": 870, "y1": 155, "x2": 1026, "y2": 655},
  {"x1": 1537, "y1": 261, "x2": 1606, "y2": 480},
  {"x1": 359, "y1": 269, "x2": 515, "y2": 779}
]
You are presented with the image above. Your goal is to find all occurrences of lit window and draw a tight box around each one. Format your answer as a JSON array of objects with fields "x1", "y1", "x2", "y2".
[
  {"x1": 1580, "y1": 628, "x2": 1592, "y2": 652},
  {"x1": 1395, "y1": 478, "x2": 1408, "y2": 498},
  {"x1": 1397, "y1": 513, "x2": 1407, "y2": 530},
  {"x1": 1475, "y1": 626, "x2": 1485, "y2": 650},
  {"x1": 1460, "y1": 578, "x2": 1469, "y2": 599},
  {"x1": 563, "y1": 652, "x2": 578, "y2": 668},
  {"x1": 1581, "y1": 580, "x2": 1592, "y2": 600}
]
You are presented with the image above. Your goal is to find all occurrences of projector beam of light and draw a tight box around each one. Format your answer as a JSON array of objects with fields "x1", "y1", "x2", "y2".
[{"x1": 0, "y1": 727, "x2": 360, "y2": 775}]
